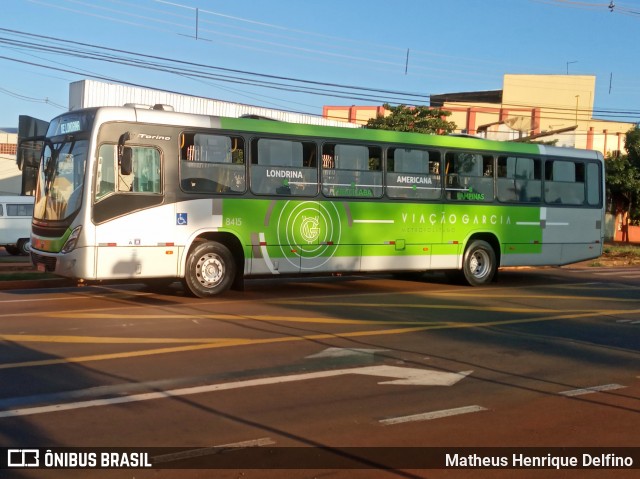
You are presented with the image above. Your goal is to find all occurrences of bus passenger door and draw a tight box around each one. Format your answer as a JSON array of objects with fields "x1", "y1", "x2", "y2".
[
  {"x1": 93, "y1": 143, "x2": 177, "y2": 279},
  {"x1": 94, "y1": 203, "x2": 178, "y2": 279}
]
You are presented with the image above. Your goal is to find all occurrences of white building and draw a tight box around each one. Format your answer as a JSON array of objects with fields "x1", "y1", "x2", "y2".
[{"x1": 70, "y1": 80, "x2": 357, "y2": 128}]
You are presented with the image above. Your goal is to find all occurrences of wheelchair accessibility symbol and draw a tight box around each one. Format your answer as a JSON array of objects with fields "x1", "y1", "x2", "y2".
[{"x1": 176, "y1": 213, "x2": 188, "y2": 225}]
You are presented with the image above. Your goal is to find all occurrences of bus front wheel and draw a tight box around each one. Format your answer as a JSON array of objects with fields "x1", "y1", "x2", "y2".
[
  {"x1": 184, "y1": 241, "x2": 236, "y2": 298},
  {"x1": 462, "y1": 240, "x2": 497, "y2": 286}
]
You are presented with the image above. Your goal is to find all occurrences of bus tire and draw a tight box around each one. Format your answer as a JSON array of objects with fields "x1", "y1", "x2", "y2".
[
  {"x1": 4, "y1": 245, "x2": 20, "y2": 256},
  {"x1": 462, "y1": 240, "x2": 497, "y2": 286},
  {"x1": 184, "y1": 241, "x2": 235, "y2": 298},
  {"x1": 17, "y1": 239, "x2": 31, "y2": 256}
]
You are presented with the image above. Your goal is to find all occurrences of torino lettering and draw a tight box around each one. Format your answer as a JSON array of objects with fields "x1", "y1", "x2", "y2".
[{"x1": 138, "y1": 133, "x2": 171, "y2": 141}]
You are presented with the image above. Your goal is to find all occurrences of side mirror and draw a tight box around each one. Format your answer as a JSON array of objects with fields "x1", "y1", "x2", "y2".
[
  {"x1": 117, "y1": 132, "x2": 132, "y2": 175},
  {"x1": 120, "y1": 147, "x2": 133, "y2": 176}
]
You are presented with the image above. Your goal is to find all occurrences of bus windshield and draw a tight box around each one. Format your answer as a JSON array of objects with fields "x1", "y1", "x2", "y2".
[{"x1": 34, "y1": 139, "x2": 88, "y2": 221}]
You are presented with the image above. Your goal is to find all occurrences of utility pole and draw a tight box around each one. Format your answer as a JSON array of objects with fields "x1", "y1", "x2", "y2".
[{"x1": 404, "y1": 49, "x2": 410, "y2": 75}]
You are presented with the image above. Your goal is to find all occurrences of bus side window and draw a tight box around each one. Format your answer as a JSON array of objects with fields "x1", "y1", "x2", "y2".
[
  {"x1": 445, "y1": 152, "x2": 494, "y2": 202},
  {"x1": 544, "y1": 160, "x2": 585, "y2": 205},
  {"x1": 497, "y1": 156, "x2": 541, "y2": 203},
  {"x1": 180, "y1": 133, "x2": 246, "y2": 194},
  {"x1": 586, "y1": 162, "x2": 601, "y2": 206},
  {"x1": 131, "y1": 148, "x2": 162, "y2": 193},
  {"x1": 7, "y1": 204, "x2": 33, "y2": 216},
  {"x1": 95, "y1": 144, "x2": 161, "y2": 200},
  {"x1": 115, "y1": 147, "x2": 160, "y2": 193},
  {"x1": 322, "y1": 143, "x2": 382, "y2": 198},
  {"x1": 250, "y1": 138, "x2": 317, "y2": 196},
  {"x1": 96, "y1": 144, "x2": 116, "y2": 200},
  {"x1": 386, "y1": 148, "x2": 441, "y2": 200}
]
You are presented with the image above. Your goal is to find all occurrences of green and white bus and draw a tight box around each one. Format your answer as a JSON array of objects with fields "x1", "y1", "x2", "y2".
[{"x1": 26, "y1": 105, "x2": 605, "y2": 297}]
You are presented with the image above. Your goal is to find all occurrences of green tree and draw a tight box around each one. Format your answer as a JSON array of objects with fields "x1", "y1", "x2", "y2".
[
  {"x1": 606, "y1": 125, "x2": 640, "y2": 237},
  {"x1": 366, "y1": 103, "x2": 456, "y2": 135}
]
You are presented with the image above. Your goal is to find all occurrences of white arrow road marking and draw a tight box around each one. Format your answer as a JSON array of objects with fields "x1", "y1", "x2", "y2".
[
  {"x1": 0, "y1": 365, "x2": 472, "y2": 418},
  {"x1": 352, "y1": 366, "x2": 473, "y2": 386}
]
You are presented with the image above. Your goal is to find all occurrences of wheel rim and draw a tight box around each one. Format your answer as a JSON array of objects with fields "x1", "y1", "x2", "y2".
[
  {"x1": 195, "y1": 253, "x2": 225, "y2": 287},
  {"x1": 469, "y1": 249, "x2": 491, "y2": 280}
]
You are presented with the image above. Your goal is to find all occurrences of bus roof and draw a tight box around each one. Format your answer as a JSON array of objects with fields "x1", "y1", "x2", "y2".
[{"x1": 64, "y1": 106, "x2": 602, "y2": 161}]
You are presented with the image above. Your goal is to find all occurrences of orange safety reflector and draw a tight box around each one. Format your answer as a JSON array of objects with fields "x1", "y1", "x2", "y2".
[
  {"x1": 259, "y1": 241, "x2": 267, "y2": 246},
  {"x1": 166, "y1": 251, "x2": 174, "y2": 255}
]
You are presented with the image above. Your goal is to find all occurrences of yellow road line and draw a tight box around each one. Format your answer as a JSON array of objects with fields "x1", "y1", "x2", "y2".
[
  {"x1": 2, "y1": 308, "x2": 639, "y2": 371},
  {"x1": 44, "y1": 312, "x2": 434, "y2": 325},
  {"x1": 0, "y1": 334, "x2": 240, "y2": 344},
  {"x1": 417, "y1": 291, "x2": 640, "y2": 303},
  {"x1": 271, "y1": 301, "x2": 572, "y2": 314}
]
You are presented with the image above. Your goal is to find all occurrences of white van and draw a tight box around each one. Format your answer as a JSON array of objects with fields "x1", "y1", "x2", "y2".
[{"x1": 0, "y1": 196, "x2": 34, "y2": 256}]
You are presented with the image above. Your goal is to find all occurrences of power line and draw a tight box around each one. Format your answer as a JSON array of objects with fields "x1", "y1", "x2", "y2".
[
  {"x1": 0, "y1": 85, "x2": 66, "y2": 109},
  {"x1": 1, "y1": 26, "x2": 639, "y2": 125},
  {"x1": 0, "y1": 28, "x2": 433, "y2": 103},
  {"x1": 27, "y1": 0, "x2": 523, "y2": 83}
]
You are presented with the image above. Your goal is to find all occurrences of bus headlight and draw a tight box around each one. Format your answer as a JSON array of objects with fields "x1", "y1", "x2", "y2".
[{"x1": 61, "y1": 226, "x2": 82, "y2": 253}]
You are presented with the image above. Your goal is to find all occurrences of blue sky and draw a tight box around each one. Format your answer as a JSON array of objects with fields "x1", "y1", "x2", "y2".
[{"x1": 1, "y1": 0, "x2": 639, "y2": 129}]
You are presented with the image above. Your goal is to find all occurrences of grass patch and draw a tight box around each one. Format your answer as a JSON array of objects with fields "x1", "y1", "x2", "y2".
[{"x1": 603, "y1": 243, "x2": 640, "y2": 257}]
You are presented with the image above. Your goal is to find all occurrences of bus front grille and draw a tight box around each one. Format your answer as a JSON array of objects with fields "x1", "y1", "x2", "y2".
[{"x1": 31, "y1": 253, "x2": 57, "y2": 272}]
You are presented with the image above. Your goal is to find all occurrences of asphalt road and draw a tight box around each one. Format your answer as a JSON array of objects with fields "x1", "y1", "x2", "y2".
[{"x1": 0, "y1": 267, "x2": 638, "y2": 479}]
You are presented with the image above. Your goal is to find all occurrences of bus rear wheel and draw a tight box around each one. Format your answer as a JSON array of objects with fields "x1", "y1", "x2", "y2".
[
  {"x1": 184, "y1": 241, "x2": 236, "y2": 298},
  {"x1": 462, "y1": 240, "x2": 497, "y2": 286}
]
